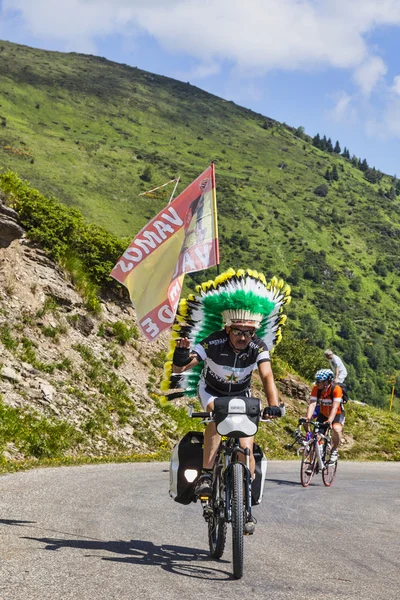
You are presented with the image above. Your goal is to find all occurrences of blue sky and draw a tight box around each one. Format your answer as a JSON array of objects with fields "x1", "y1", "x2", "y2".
[{"x1": 1, "y1": 0, "x2": 400, "y2": 176}]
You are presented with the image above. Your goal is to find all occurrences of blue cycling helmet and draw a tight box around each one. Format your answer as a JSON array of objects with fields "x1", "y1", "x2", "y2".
[{"x1": 315, "y1": 369, "x2": 334, "y2": 382}]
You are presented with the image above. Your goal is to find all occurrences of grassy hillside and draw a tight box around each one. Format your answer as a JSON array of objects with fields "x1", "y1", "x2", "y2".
[{"x1": 1, "y1": 40, "x2": 400, "y2": 411}]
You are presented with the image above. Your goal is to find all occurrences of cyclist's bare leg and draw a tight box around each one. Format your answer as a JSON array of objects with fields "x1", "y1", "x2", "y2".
[
  {"x1": 331, "y1": 423, "x2": 342, "y2": 451},
  {"x1": 203, "y1": 421, "x2": 221, "y2": 469},
  {"x1": 239, "y1": 436, "x2": 255, "y2": 478}
]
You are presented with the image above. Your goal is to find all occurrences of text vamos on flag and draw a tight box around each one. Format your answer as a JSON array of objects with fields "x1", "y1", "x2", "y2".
[{"x1": 110, "y1": 164, "x2": 219, "y2": 341}]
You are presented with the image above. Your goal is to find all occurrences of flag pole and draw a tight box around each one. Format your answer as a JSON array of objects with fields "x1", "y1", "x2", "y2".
[
  {"x1": 211, "y1": 162, "x2": 220, "y2": 274},
  {"x1": 168, "y1": 177, "x2": 180, "y2": 204},
  {"x1": 138, "y1": 178, "x2": 179, "y2": 198}
]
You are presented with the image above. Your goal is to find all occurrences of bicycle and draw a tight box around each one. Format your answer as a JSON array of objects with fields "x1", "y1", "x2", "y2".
[
  {"x1": 189, "y1": 396, "x2": 285, "y2": 579},
  {"x1": 298, "y1": 418, "x2": 338, "y2": 487}
]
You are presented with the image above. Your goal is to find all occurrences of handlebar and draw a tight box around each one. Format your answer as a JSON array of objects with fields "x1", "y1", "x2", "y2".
[
  {"x1": 190, "y1": 410, "x2": 210, "y2": 419},
  {"x1": 298, "y1": 418, "x2": 330, "y2": 429},
  {"x1": 188, "y1": 403, "x2": 286, "y2": 419}
]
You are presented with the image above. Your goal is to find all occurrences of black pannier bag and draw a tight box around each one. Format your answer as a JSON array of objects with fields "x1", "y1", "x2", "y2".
[
  {"x1": 251, "y1": 443, "x2": 268, "y2": 505},
  {"x1": 213, "y1": 396, "x2": 261, "y2": 438},
  {"x1": 169, "y1": 431, "x2": 204, "y2": 505}
]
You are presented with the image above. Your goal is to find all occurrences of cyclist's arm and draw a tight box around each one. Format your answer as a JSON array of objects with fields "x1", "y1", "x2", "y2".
[
  {"x1": 172, "y1": 355, "x2": 199, "y2": 373},
  {"x1": 172, "y1": 337, "x2": 200, "y2": 373},
  {"x1": 306, "y1": 392, "x2": 318, "y2": 420},
  {"x1": 333, "y1": 367, "x2": 340, "y2": 383},
  {"x1": 326, "y1": 399, "x2": 341, "y2": 425},
  {"x1": 258, "y1": 360, "x2": 279, "y2": 407},
  {"x1": 331, "y1": 359, "x2": 340, "y2": 383}
]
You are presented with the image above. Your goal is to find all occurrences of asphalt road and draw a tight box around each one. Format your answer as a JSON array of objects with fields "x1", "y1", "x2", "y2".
[{"x1": 0, "y1": 461, "x2": 399, "y2": 600}]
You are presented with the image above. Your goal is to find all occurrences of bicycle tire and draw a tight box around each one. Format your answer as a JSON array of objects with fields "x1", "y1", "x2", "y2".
[
  {"x1": 208, "y1": 466, "x2": 227, "y2": 559},
  {"x1": 300, "y1": 443, "x2": 316, "y2": 487},
  {"x1": 231, "y1": 462, "x2": 245, "y2": 579},
  {"x1": 322, "y1": 452, "x2": 338, "y2": 486}
]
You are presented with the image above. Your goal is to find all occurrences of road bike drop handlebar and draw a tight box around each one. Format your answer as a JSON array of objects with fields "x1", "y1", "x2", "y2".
[{"x1": 298, "y1": 418, "x2": 331, "y2": 433}]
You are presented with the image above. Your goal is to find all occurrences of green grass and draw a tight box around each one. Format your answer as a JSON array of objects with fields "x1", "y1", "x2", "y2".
[
  {"x1": 1, "y1": 39, "x2": 400, "y2": 411},
  {"x1": 0, "y1": 398, "x2": 84, "y2": 462}
]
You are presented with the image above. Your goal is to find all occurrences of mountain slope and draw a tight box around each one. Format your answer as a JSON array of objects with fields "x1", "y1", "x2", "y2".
[
  {"x1": 0, "y1": 220, "x2": 399, "y2": 469},
  {"x1": 1, "y1": 40, "x2": 400, "y2": 409}
]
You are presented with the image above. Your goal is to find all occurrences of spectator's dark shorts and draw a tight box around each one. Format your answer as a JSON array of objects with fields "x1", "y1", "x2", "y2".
[{"x1": 317, "y1": 412, "x2": 345, "y2": 427}]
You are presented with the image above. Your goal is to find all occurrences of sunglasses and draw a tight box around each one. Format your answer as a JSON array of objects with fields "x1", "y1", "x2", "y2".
[{"x1": 230, "y1": 328, "x2": 255, "y2": 338}]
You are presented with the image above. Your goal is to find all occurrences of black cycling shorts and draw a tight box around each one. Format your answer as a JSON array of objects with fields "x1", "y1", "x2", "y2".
[{"x1": 317, "y1": 412, "x2": 345, "y2": 427}]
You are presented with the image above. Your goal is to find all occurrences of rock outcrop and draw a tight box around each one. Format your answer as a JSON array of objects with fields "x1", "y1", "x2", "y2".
[
  {"x1": 0, "y1": 194, "x2": 24, "y2": 247},
  {"x1": 0, "y1": 222, "x2": 174, "y2": 460}
]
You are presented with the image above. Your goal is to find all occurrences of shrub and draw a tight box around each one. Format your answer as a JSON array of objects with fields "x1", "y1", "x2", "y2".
[
  {"x1": 314, "y1": 183, "x2": 329, "y2": 197},
  {"x1": 0, "y1": 171, "x2": 127, "y2": 293}
]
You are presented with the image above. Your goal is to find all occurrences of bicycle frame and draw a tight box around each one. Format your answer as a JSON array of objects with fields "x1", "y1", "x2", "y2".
[
  {"x1": 314, "y1": 428, "x2": 330, "y2": 470},
  {"x1": 216, "y1": 437, "x2": 252, "y2": 524},
  {"x1": 299, "y1": 419, "x2": 337, "y2": 487},
  {"x1": 188, "y1": 406, "x2": 253, "y2": 523},
  {"x1": 187, "y1": 399, "x2": 284, "y2": 578}
]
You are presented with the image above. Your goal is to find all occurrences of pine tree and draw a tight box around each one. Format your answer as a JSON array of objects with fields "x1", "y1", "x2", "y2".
[
  {"x1": 324, "y1": 168, "x2": 332, "y2": 181},
  {"x1": 326, "y1": 137, "x2": 334, "y2": 152},
  {"x1": 312, "y1": 133, "x2": 321, "y2": 148},
  {"x1": 360, "y1": 158, "x2": 369, "y2": 172},
  {"x1": 334, "y1": 140, "x2": 341, "y2": 153},
  {"x1": 332, "y1": 165, "x2": 339, "y2": 181}
]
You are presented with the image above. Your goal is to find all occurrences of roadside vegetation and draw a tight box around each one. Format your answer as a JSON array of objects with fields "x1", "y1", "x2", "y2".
[{"x1": 0, "y1": 40, "x2": 399, "y2": 471}]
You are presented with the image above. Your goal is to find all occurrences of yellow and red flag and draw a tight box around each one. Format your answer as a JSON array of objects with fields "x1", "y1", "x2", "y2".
[{"x1": 110, "y1": 164, "x2": 219, "y2": 340}]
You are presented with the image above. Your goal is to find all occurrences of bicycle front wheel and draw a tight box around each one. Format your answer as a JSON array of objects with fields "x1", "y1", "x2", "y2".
[
  {"x1": 300, "y1": 444, "x2": 316, "y2": 487},
  {"x1": 322, "y1": 459, "x2": 338, "y2": 486},
  {"x1": 208, "y1": 467, "x2": 227, "y2": 559},
  {"x1": 231, "y1": 462, "x2": 245, "y2": 579}
]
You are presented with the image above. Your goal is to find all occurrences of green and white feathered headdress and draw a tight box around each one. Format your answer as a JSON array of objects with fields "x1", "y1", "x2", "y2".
[{"x1": 161, "y1": 267, "x2": 291, "y2": 397}]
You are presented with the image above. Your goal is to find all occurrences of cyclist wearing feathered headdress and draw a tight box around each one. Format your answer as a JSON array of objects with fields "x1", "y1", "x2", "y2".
[{"x1": 161, "y1": 268, "x2": 290, "y2": 525}]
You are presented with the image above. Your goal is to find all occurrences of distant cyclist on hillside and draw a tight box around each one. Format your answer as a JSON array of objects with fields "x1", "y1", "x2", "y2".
[
  {"x1": 324, "y1": 349, "x2": 347, "y2": 386},
  {"x1": 304, "y1": 369, "x2": 345, "y2": 464}
]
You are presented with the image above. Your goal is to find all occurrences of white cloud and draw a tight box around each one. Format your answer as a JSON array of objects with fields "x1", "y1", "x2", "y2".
[
  {"x1": 366, "y1": 81, "x2": 400, "y2": 140},
  {"x1": 329, "y1": 91, "x2": 358, "y2": 124},
  {"x1": 2, "y1": 0, "x2": 400, "y2": 74},
  {"x1": 353, "y1": 56, "x2": 387, "y2": 96},
  {"x1": 3, "y1": 0, "x2": 400, "y2": 144},
  {"x1": 392, "y1": 75, "x2": 400, "y2": 96}
]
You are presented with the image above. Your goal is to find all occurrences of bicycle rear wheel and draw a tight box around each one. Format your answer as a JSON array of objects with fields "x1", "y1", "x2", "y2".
[
  {"x1": 208, "y1": 467, "x2": 227, "y2": 559},
  {"x1": 322, "y1": 459, "x2": 338, "y2": 486},
  {"x1": 231, "y1": 462, "x2": 245, "y2": 579},
  {"x1": 300, "y1": 444, "x2": 316, "y2": 487}
]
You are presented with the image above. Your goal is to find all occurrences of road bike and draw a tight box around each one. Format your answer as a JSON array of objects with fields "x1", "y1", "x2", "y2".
[
  {"x1": 189, "y1": 397, "x2": 285, "y2": 579},
  {"x1": 298, "y1": 418, "x2": 337, "y2": 487}
]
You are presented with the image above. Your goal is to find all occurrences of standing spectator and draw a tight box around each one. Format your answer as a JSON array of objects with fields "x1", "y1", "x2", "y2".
[{"x1": 324, "y1": 349, "x2": 347, "y2": 385}]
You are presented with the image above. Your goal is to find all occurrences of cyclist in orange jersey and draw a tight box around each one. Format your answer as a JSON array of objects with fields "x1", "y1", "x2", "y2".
[{"x1": 305, "y1": 369, "x2": 345, "y2": 464}]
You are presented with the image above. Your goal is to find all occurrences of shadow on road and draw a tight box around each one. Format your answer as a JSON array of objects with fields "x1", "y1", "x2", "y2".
[
  {"x1": 23, "y1": 536, "x2": 232, "y2": 580},
  {"x1": 266, "y1": 478, "x2": 303, "y2": 487},
  {"x1": 0, "y1": 518, "x2": 36, "y2": 526}
]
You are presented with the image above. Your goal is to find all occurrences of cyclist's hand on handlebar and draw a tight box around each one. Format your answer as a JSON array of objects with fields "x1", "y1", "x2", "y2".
[{"x1": 263, "y1": 404, "x2": 285, "y2": 419}]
